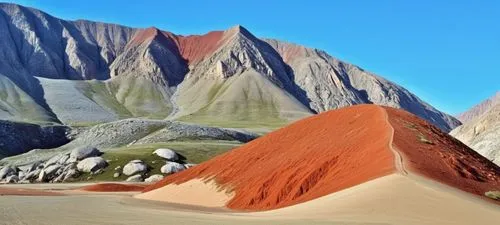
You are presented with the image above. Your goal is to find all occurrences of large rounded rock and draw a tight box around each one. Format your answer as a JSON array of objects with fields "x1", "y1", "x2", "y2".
[
  {"x1": 126, "y1": 174, "x2": 143, "y2": 182},
  {"x1": 144, "y1": 174, "x2": 164, "y2": 183},
  {"x1": 69, "y1": 146, "x2": 101, "y2": 161},
  {"x1": 160, "y1": 162, "x2": 185, "y2": 175},
  {"x1": 0, "y1": 166, "x2": 16, "y2": 179},
  {"x1": 153, "y1": 148, "x2": 179, "y2": 161},
  {"x1": 122, "y1": 160, "x2": 148, "y2": 176},
  {"x1": 77, "y1": 157, "x2": 108, "y2": 173}
]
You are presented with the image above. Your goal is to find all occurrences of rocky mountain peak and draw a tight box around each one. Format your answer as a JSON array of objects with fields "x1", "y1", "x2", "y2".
[
  {"x1": 223, "y1": 24, "x2": 253, "y2": 38},
  {"x1": 128, "y1": 27, "x2": 163, "y2": 47},
  {"x1": 185, "y1": 24, "x2": 291, "y2": 87},
  {"x1": 110, "y1": 27, "x2": 186, "y2": 86}
]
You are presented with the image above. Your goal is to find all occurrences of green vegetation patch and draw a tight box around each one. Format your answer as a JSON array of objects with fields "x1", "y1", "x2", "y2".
[{"x1": 76, "y1": 141, "x2": 241, "y2": 182}]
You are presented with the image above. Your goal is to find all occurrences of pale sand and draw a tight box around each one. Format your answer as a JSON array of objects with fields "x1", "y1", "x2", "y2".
[
  {"x1": 0, "y1": 175, "x2": 498, "y2": 224},
  {"x1": 248, "y1": 174, "x2": 500, "y2": 224},
  {"x1": 136, "y1": 178, "x2": 234, "y2": 207}
]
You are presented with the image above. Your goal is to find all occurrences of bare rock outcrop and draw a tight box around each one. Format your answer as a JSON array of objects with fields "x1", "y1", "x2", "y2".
[
  {"x1": 0, "y1": 120, "x2": 71, "y2": 158},
  {"x1": 451, "y1": 102, "x2": 500, "y2": 165}
]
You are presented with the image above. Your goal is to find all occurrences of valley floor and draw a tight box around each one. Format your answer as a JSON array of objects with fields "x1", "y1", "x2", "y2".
[{"x1": 1, "y1": 174, "x2": 498, "y2": 225}]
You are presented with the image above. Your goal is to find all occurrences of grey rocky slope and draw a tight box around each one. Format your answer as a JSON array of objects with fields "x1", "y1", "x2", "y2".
[
  {"x1": 456, "y1": 91, "x2": 500, "y2": 123},
  {"x1": 0, "y1": 3, "x2": 459, "y2": 131},
  {"x1": 0, "y1": 120, "x2": 71, "y2": 158},
  {"x1": 0, "y1": 118, "x2": 258, "y2": 166},
  {"x1": 450, "y1": 97, "x2": 500, "y2": 165}
]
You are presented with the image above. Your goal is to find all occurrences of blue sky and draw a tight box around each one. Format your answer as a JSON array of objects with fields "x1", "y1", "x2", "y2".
[{"x1": 6, "y1": 0, "x2": 499, "y2": 114}]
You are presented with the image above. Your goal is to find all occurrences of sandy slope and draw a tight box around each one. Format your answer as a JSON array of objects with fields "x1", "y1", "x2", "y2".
[
  {"x1": 0, "y1": 175, "x2": 498, "y2": 225},
  {"x1": 250, "y1": 174, "x2": 500, "y2": 225},
  {"x1": 136, "y1": 179, "x2": 233, "y2": 207}
]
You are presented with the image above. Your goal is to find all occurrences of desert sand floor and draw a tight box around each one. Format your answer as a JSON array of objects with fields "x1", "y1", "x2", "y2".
[{"x1": 1, "y1": 174, "x2": 498, "y2": 225}]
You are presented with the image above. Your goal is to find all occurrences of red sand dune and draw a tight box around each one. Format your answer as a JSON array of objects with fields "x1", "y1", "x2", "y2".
[
  {"x1": 80, "y1": 183, "x2": 145, "y2": 192},
  {"x1": 143, "y1": 105, "x2": 500, "y2": 210}
]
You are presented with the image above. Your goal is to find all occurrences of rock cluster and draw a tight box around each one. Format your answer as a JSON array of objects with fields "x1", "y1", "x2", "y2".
[
  {"x1": 118, "y1": 148, "x2": 195, "y2": 183},
  {"x1": 0, "y1": 147, "x2": 196, "y2": 184},
  {"x1": 0, "y1": 145, "x2": 106, "y2": 183}
]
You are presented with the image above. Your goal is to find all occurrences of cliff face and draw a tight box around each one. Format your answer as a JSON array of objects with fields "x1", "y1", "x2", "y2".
[
  {"x1": 451, "y1": 95, "x2": 500, "y2": 166},
  {"x1": 0, "y1": 3, "x2": 460, "y2": 131}
]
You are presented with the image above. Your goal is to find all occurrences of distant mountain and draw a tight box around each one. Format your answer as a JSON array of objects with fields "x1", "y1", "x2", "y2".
[
  {"x1": 456, "y1": 91, "x2": 500, "y2": 123},
  {"x1": 451, "y1": 92, "x2": 500, "y2": 165},
  {"x1": 0, "y1": 3, "x2": 460, "y2": 131}
]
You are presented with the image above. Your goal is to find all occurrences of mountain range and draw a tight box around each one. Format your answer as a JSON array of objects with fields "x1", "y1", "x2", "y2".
[{"x1": 0, "y1": 3, "x2": 460, "y2": 131}]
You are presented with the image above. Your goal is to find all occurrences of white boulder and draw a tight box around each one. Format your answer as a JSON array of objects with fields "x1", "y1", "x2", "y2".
[
  {"x1": 69, "y1": 146, "x2": 101, "y2": 161},
  {"x1": 122, "y1": 160, "x2": 148, "y2": 176},
  {"x1": 144, "y1": 174, "x2": 164, "y2": 183},
  {"x1": 126, "y1": 174, "x2": 143, "y2": 182},
  {"x1": 160, "y1": 162, "x2": 185, "y2": 175},
  {"x1": 77, "y1": 157, "x2": 108, "y2": 173},
  {"x1": 153, "y1": 148, "x2": 179, "y2": 161}
]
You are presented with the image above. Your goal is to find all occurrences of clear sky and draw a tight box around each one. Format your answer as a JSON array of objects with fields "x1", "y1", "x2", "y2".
[{"x1": 5, "y1": 0, "x2": 499, "y2": 115}]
